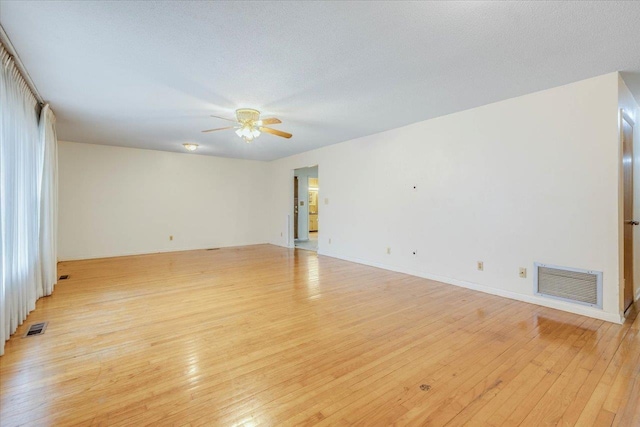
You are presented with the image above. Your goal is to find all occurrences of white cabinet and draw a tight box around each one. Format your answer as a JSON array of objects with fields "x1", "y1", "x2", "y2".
[{"x1": 309, "y1": 215, "x2": 318, "y2": 231}]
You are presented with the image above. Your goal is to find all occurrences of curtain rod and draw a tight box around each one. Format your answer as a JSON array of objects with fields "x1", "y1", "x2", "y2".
[{"x1": 0, "y1": 24, "x2": 45, "y2": 105}]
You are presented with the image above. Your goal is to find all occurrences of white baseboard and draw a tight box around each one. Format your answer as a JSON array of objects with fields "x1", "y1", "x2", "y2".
[
  {"x1": 59, "y1": 242, "x2": 269, "y2": 262},
  {"x1": 317, "y1": 249, "x2": 624, "y2": 324},
  {"x1": 269, "y1": 239, "x2": 294, "y2": 249}
]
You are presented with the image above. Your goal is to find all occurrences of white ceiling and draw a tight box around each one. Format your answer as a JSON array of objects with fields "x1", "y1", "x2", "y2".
[{"x1": 1, "y1": 1, "x2": 639, "y2": 161}]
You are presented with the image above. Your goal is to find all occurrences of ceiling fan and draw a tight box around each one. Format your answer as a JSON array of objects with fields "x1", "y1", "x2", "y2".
[{"x1": 202, "y1": 108, "x2": 292, "y2": 143}]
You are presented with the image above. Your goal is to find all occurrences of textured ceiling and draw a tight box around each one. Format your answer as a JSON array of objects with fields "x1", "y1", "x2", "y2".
[{"x1": 1, "y1": 1, "x2": 639, "y2": 161}]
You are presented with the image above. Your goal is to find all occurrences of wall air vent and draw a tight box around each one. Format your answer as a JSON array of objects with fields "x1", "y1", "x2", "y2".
[{"x1": 534, "y1": 263, "x2": 602, "y2": 309}]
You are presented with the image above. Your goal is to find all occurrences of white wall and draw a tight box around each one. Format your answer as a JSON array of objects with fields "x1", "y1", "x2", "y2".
[
  {"x1": 617, "y1": 76, "x2": 640, "y2": 303},
  {"x1": 58, "y1": 141, "x2": 269, "y2": 260},
  {"x1": 267, "y1": 73, "x2": 623, "y2": 323}
]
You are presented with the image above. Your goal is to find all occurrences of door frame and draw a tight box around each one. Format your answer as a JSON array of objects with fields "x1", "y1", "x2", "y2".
[{"x1": 620, "y1": 109, "x2": 636, "y2": 316}]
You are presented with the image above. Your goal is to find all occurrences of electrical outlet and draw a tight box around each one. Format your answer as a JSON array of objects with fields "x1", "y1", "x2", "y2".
[
  {"x1": 328, "y1": 238, "x2": 332, "y2": 244},
  {"x1": 519, "y1": 267, "x2": 527, "y2": 278},
  {"x1": 477, "y1": 261, "x2": 484, "y2": 271},
  {"x1": 169, "y1": 235, "x2": 173, "y2": 241},
  {"x1": 324, "y1": 198, "x2": 329, "y2": 205},
  {"x1": 387, "y1": 247, "x2": 391, "y2": 255},
  {"x1": 280, "y1": 232, "x2": 283, "y2": 237}
]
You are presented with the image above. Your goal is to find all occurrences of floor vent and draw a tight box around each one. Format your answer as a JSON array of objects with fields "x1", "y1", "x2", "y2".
[
  {"x1": 23, "y1": 322, "x2": 48, "y2": 338},
  {"x1": 534, "y1": 263, "x2": 602, "y2": 309},
  {"x1": 59, "y1": 275, "x2": 69, "y2": 280}
]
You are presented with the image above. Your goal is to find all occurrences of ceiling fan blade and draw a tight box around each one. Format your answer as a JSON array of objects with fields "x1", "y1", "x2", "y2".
[
  {"x1": 260, "y1": 127, "x2": 292, "y2": 139},
  {"x1": 210, "y1": 114, "x2": 238, "y2": 123},
  {"x1": 202, "y1": 126, "x2": 235, "y2": 133},
  {"x1": 258, "y1": 117, "x2": 282, "y2": 125}
]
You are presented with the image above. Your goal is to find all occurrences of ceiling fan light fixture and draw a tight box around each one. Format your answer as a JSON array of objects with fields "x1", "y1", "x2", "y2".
[
  {"x1": 241, "y1": 127, "x2": 253, "y2": 138},
  {"x1": 203, "y1": 108, "x2": 292, "y2": 142},
  {"x1": 183, "y1": 143, "x2": 198, "y2": 151}
]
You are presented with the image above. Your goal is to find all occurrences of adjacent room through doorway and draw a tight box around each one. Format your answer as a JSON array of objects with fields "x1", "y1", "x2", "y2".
[{"x1": 293, "y1": 166, "x2": 319, "y2": 251}]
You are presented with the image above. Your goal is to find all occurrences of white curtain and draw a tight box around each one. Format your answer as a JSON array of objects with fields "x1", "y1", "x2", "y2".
[
  {"x1": 38, "y1": 104, "x2": 58, "y2": 298},
  {"x1": 0, "y1": 44, "x2": 57, "y2": 356}
]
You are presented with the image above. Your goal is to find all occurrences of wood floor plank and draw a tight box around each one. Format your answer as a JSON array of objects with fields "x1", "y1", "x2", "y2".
[
  {"x1": 437, "y1": 317, "x2": 597, "y2": 427},
  {"x1": 0, "y1": 245, "x2": 638, "y2": 426},
  {"x1": 270, "y1": 298, "x2": 526, "y2": 426}
]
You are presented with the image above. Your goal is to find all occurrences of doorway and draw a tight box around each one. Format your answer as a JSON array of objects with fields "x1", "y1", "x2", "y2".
[
  {"x1": 293, "y1": 166, "x2": 319, "y2": 252},
  {"x1": 622, "y1": 113, "x2": 636, "y2": 314}
]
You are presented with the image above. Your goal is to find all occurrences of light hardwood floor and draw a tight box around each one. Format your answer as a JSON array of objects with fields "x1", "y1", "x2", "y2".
[{"x1": 1, "y1": 245, "x2": 638, "y2": 426}]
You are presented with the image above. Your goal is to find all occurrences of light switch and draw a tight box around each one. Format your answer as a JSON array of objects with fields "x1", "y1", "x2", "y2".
[
  {"x1": 300, "y1": 201, "x2": 304, "y2": 206},
  {"x1": 324, "y1": 198, "x2": 329, "y2": 205}
]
